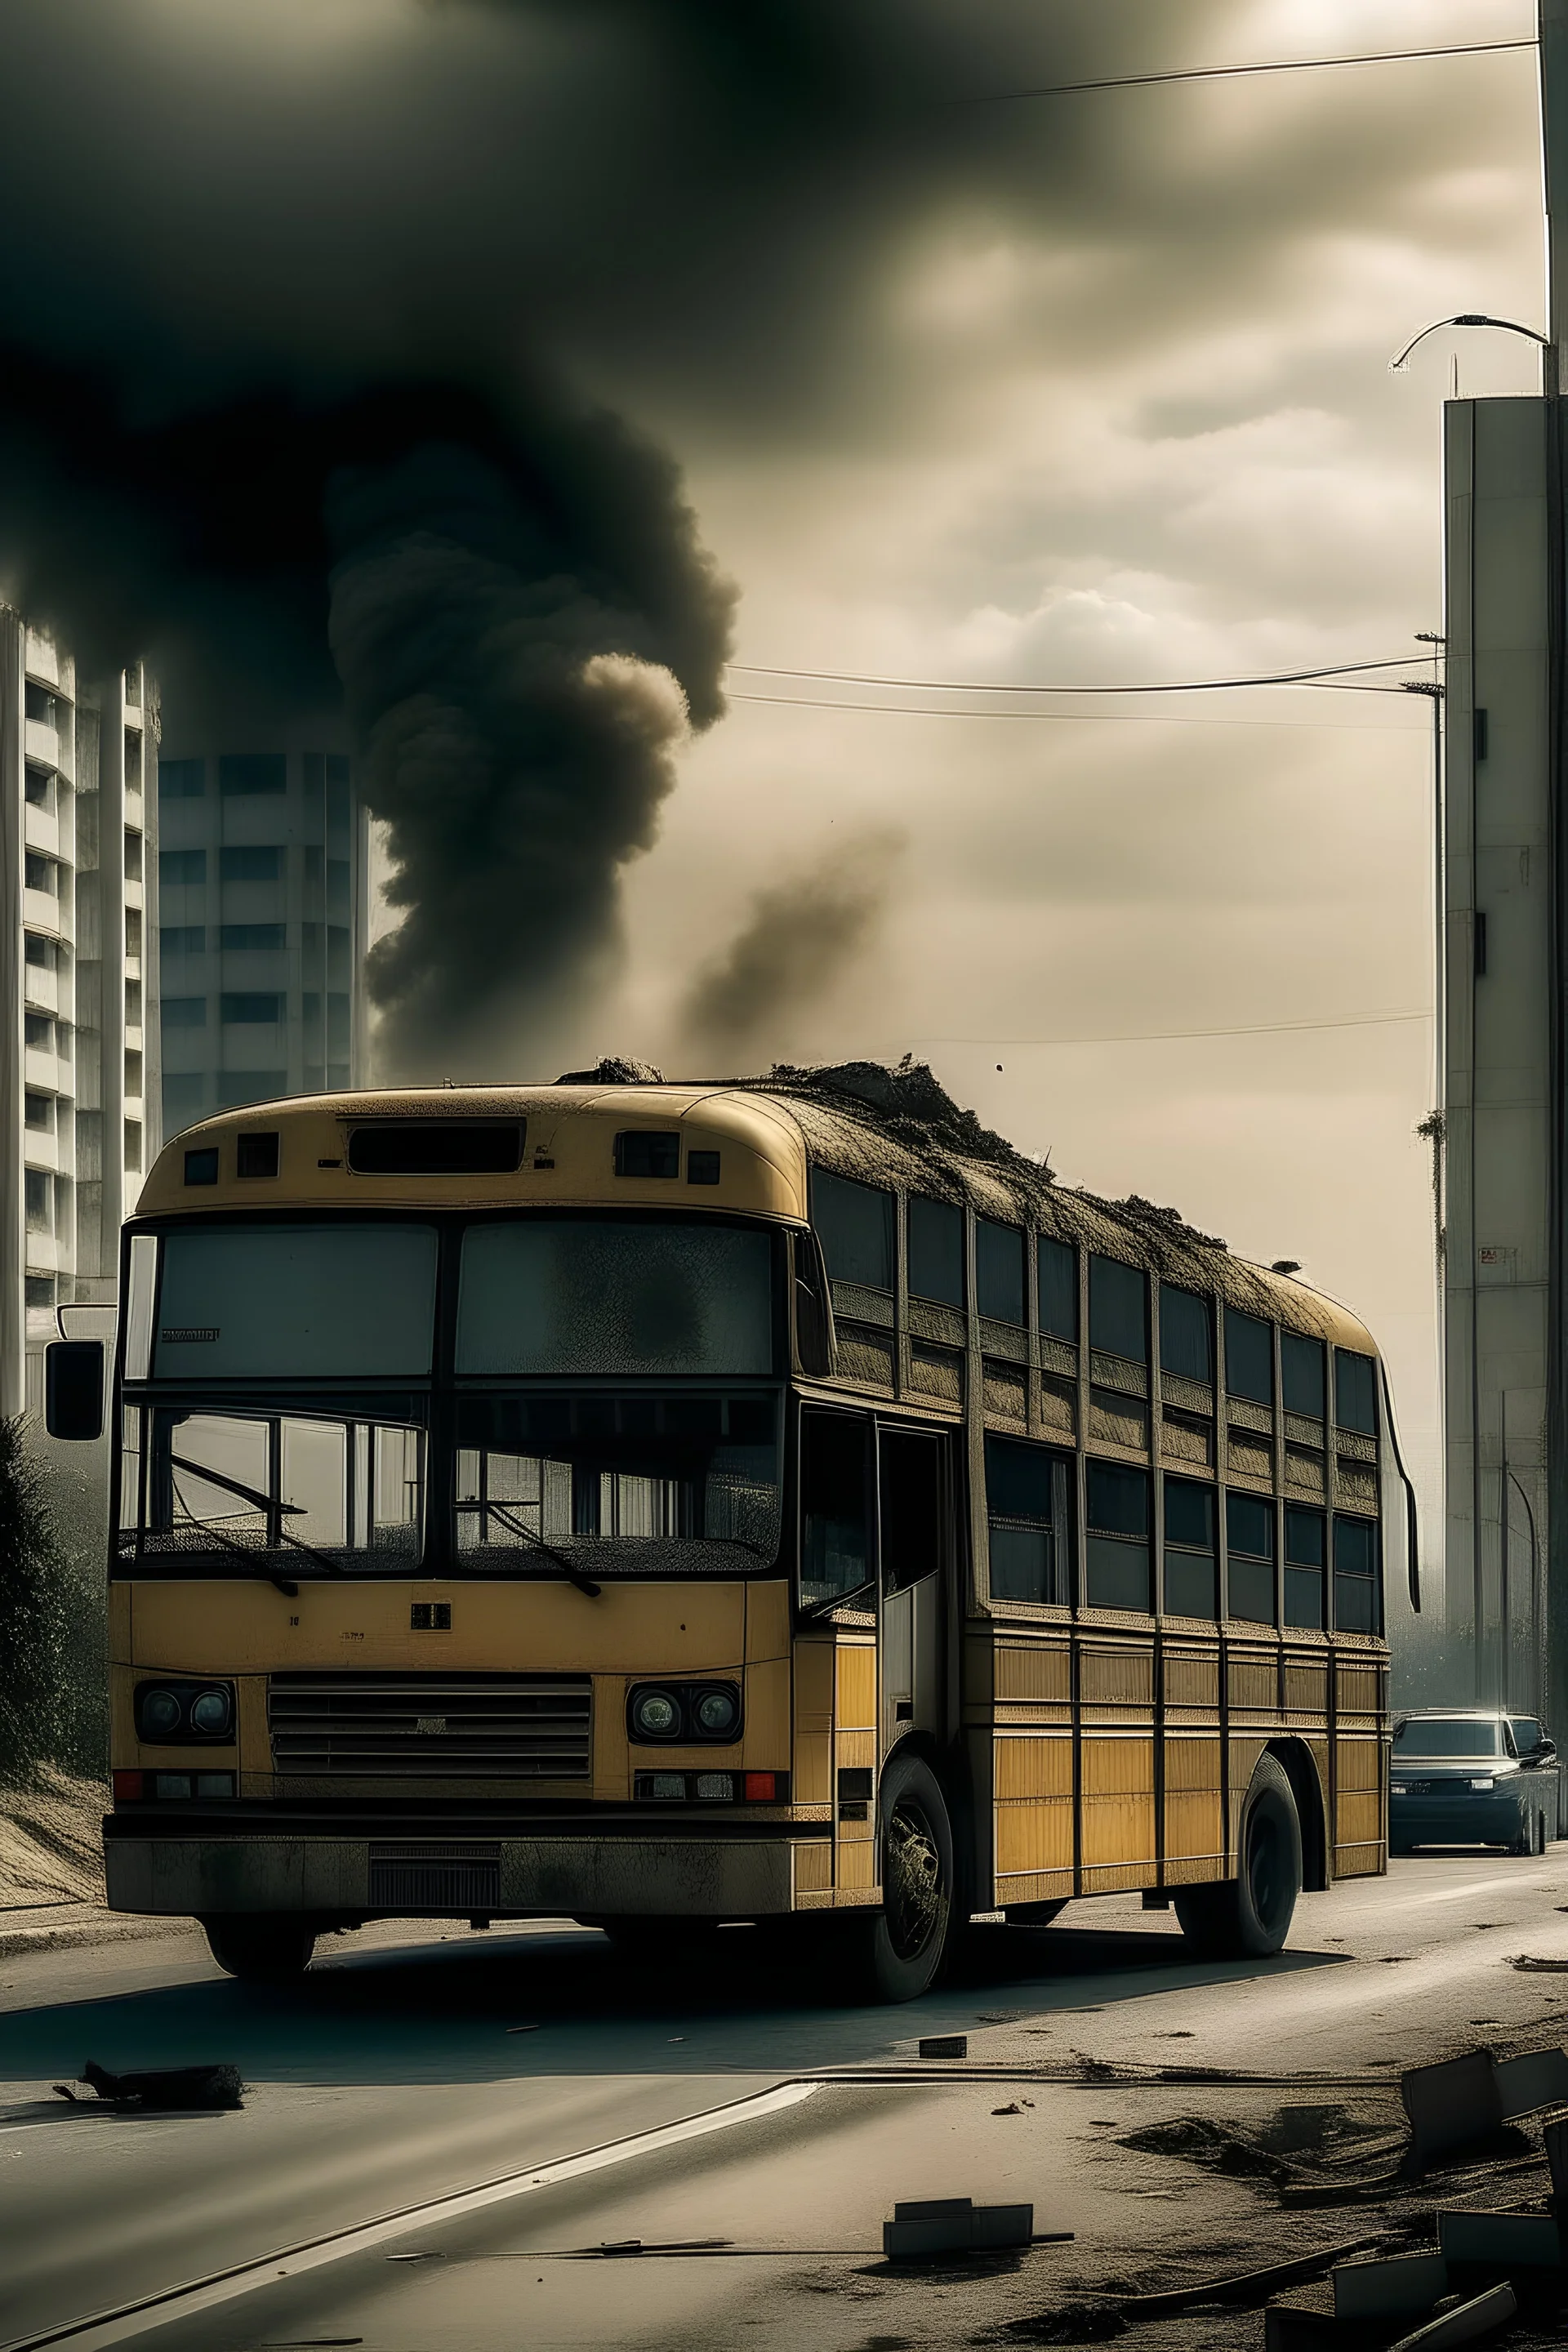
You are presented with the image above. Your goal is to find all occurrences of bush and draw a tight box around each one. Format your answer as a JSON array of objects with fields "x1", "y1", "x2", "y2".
[{"x1": 0, "y1": 1416, "x2": 106, "y2": 1781}]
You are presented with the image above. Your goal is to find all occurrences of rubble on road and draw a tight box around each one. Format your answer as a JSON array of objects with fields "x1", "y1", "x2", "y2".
[{"x1": 54, "y1": 2060, "x2": 244, "y2": 2110}]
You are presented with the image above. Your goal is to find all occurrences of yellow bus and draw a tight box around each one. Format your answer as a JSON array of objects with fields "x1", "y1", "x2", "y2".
[{"x1": 47, "y1": 1063, "x2": 1414, "y2": 2001}]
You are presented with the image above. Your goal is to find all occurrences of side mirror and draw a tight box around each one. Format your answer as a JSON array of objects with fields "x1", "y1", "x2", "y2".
[{"x1": 45, "y1": 1339, "x2": 105, "y2": 1441}]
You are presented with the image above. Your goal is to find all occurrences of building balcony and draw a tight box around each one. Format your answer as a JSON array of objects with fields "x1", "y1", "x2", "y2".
[
  {"x1": 23, "y1": 965, "x2": 59, "y2": 1017},
  {"x1": 24, "y1": 803, "x2": 60, "y2": 859},
  {"x1": 23, "y1": 887, "x2": 65, "y2": 938},
  {"x1": 24, "y1": 1233, "x2": 64, "y2": 1275},
  {"x1": 24, "y1": 1045, "x2": 71, "y2": 1094},
  {"x1": 24, "y1": 717, "x2": 61, "y2": 767}
]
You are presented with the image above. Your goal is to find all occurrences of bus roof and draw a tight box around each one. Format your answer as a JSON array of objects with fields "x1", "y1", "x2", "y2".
[{"x1": 136, "y1": 1067, "x2": 1379, "y2": 1353}]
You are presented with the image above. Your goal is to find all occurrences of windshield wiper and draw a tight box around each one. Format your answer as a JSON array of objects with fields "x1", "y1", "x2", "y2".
[
  {"x1": 168, "y1": 1454, "x2": 353, "y2": 1591},
  {"x1": 479, "y1": 1500, "x2": 602, "y2": 1599}
]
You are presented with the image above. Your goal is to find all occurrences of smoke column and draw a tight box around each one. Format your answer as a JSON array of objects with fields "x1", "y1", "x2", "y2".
[{"x1": 0, "y1": 0, "x2": 1117, "y2": 1067}]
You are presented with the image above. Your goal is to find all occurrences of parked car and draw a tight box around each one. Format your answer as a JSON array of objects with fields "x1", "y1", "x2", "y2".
[{"x1": 1389, "y1": 1711, "x2": 1558, "y2": 1855}]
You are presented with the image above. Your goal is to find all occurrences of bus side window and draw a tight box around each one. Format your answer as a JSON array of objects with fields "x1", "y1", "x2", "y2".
[
  {"x1": 1332, "y1": 1515, "x2": 1380, "y2": 1633},
  {"x1": 800, "y1": 1409, "x2": 873, "y2": 1608},
  {"x1": 985, "y1": 1433, "x2": 1071, "y2": 1606},
  {"x1": 792, "y1": 1232, "x2": 833, "y2": 1377},
  {"x1": 880, "y1": 1428, "x2": 944, "y2": 1594}
]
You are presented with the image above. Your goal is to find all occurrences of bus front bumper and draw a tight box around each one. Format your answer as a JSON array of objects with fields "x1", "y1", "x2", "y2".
[{"x1": 103, "y1": 1821, "x2": 826, "y2": 1920}]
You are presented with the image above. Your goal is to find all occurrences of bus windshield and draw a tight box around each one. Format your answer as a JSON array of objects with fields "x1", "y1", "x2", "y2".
[
  {"x1": 132, "y1": 1216, "x2": 776, "y2": 1386},
  {"x1": 455, "y1": 1391, "x2": 782, "y2": 1577}
]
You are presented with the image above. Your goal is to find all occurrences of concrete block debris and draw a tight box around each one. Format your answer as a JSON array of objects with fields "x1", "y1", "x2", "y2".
[
  {"x1": 1493, "y1": 2045, "x2": 1568, "y2": 2118},
  {"x1": 882, "y1": 2197, "x2": 1036, "y2": 2259},
  {"x1": 918, "y1": 2034, "x2": 968, "y2": 2058},
  {"x1": 53, "y1": 2060, "x2": 243, "y2": 2111},
  {"x1": 1385, "y1": 2283, "x2": 1517, "y2": 2352},
  {"x1": 1120, "y1": 2235, "x2": 1379, "y2": 2321},
  {"x1": 1437, "y1": 2207, "x2": 1564, "y2": 2268},
  {"x1": 1401, "y1": 2052, "x2": 1503, "y2": 2166},
  {"x1": 1332, "y1": 2252, "x2": 1450, "y2": 2320}
]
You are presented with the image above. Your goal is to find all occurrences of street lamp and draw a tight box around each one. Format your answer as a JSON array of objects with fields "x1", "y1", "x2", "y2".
[{"x1": 1390, "y1": 314, "x2": 1556, "y2": 395}]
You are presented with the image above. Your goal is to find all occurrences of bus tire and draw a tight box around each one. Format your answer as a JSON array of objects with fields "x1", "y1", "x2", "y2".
[
  {"x1": 1174, "y1": 1756, "x2": 1302, "y2": 1960},
  {"x1": 844, "y1": 1751, "x2": 956, "y2": 2003},
  {"x1": 202, "y1": 1914, "x2": 316, "y2": 1983}
]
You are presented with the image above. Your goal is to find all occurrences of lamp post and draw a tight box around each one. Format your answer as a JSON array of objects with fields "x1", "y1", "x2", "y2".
[{"x1": 1391, "y1": 314, "x2": 1557, "y2": 396}]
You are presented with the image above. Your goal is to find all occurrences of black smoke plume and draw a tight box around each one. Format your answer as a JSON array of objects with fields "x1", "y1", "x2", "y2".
[
  {"x1": 682, "y1": 831, "x2": 904, "y2": 1062},
  {"x1": 0, "y1": 0, "x2": 1169, "y2": 1067}
]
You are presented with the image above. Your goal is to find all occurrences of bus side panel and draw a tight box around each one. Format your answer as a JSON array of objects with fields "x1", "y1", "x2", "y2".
[
  {"x1": 990, "y1": 1633, "x2": 1073, "y2": 1905},
  {"x1": 1077, "y1": 1635, "x2": 1157, "y2": 1893},
  {"x1": 834, "y1": 1640, "x2": 879, "y2": 1898},
  {"x1": 1161, "y1": 1637, "x2": 1223, "y2": 1885},
  {"x1": 1333, "y1": 1651, "x2": 1387, "y2": 1877}
]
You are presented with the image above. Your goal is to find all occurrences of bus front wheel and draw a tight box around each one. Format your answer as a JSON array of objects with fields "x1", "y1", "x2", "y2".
[
  {"x1": 202, "y1": 1915, "x2": 317, "y2": 1984},
  {"x1": 1174, "y1": 1756, "x2": 1302, "y2": 1960},
  {"x1": 844, "y1": 1752, "x2": 956, "y2": 2003}
]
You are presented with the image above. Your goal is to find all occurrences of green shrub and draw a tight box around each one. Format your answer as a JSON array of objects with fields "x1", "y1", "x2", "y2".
[{"x1": 0, "y1": 1416, "x2": 106, "y2": 1780}]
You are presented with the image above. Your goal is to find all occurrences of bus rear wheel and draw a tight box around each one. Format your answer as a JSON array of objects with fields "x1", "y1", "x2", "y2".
[
  {"x1": 1174, "y1": 1756, "x2": 1302, "y2": 1960},
  {"x1": 202, "y1": 1915, "x2": 317, "y2": 1984},
  {"x1": 843, "y1": 1752, "x2": 956, "y2": 2003}
]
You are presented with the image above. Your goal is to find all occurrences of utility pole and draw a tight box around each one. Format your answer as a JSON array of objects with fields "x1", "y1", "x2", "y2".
[{"x1": 1540, "y1": 0, "x2": 1568, "y2": 1765}]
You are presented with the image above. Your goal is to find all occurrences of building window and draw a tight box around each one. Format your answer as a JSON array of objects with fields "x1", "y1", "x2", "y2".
[
  {"x1": 1037, "y1": 1233, "x2": 1077, "y2": 1343},
  {"x1": 977, "y1": 1218, "x2": 1025, "y2": 1326},
  {"x1": 1333, "y1": 1516, "x2": 1381, "y2": 1633},
  {"x1": 1160, "y1": 1285, "x2": 1212, "y2": 1383},
  {"x1": 1285, "y1": 1507, "x2": 1326, "y2": 1628},
  {"x1": 327, "y1": 992, "x2": 350, "y2": 1053},
  {"x1": 216, "y1": 1071, "x2": 287, "y2": 1107},
  {"x1": 159, "y1": 759, "x2": 205, "y2": 800},
  {"x1": 125, "y1": 980, "x2": 142, "y2": 1027},
  {"x1": 908, "y1": 1195, "x2": 964, "y2": 1307},
  {"x1": 24, "y1": 932, "x2": 57, "y2": 971},
  {"x1": 24, "y1": 1091, "x2": 53, "y2": 1133},
  {"x1": 219, "y1": 753, "x2": 287, "y2": 795},
  {"x1": 985, "y1": 1433, "x2": 1071, "y2": 1606},
  {"x1": 220, "y1": 845, "x2": 284, "y2": 882},
  {"x1": 24, "y1": 852, "x2": 56, "y2": 896},
  {"x1": 1334, "y1": 1349, "x2": 1379, "y2": 1436},
  {"x1": 220, "y1": 923, "x2": 287, "y2": 951},
  {"x1": 125, "y1": 1049, "x2": 143, "y2": 1098},
  {"x1": 221, "y1": 991, "x2": 285, "y2": 1024},
  {"x1": 1226, "y1": 1491, "x2": 1276, "y2": 1624},
  {"x1": 24, "y1": 1011, "x2": 55, "y2": 1053},
  {"x1": 24, "y1": 764, "x2": 53, "y2": 808},
  {"x1": 1224, "y1": 1307, "x2": 1274, "y2": 1406},
  {"x1": 123, "y1": 830, "x2": 143, "y2": 881},
  {"x1": 124, "y1": 730, "x2": 142, "y2": 788},
  {"x1": 24, "y1": 680, "x2": 60, "y2": 727},
  {"x1": 1281, "y1": 1333, "x2": 1325, "y2": 1419},
  {"x1": 1089, "y1": 1256, "x2": 1147, "y2": 1364},
  {"x1": 24, "y1": 1169, "x2": 52, "y2": 1233},
  {"x1": 1085, "y1": 1461, "x2": 1152, "y2": 1611},
  {"x1": 163, "y1": 996, "x2": 207, "y2": 1027},
  {"x1": 327, "y1": 858, "x2": 351, "y2": 914},
  {"x1": 125, "y1": 1120, "x2": 142, "y2": 1173},
  {"x1": 24, "y1": 1275, "x2": 54, "y2": 1312},
  {"x1": 1164, "y1": 1477, "x2": 1217, "y2": 1618},
  {"x1": 811, "y1": 1169, "x2": 893, "y2": 1291},
  {"x1": 125, "y1": 908, "x2": 142, "y2": 959},
  {"x1": 160, "y1": 849, "x2": 207, "y2": 887},
  {"x1": 161, "y1": 925, "x2": 205, "y2": 956},
  {"x1": 123, "y1": 666, "x2": 140, "y2": 708}
]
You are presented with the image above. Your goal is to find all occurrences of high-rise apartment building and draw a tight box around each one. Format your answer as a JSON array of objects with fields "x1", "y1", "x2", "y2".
[
  {"x1": 0, "y1": 613, "x2": 157, "y2": 1415},
  {"x1": 157, "y1": 749, "x2": 368, "y2": 1136}
]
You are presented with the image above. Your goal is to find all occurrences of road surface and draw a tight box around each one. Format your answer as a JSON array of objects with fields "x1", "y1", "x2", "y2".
[{"x1": 3, "y1": 1848, "x2": 1567, "y2": 2351}]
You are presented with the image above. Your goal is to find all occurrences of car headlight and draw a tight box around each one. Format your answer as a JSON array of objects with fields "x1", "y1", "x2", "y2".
[
  {"x1": 629, "y1": 1686, "x2": 682, "y2": 1741},
  {"x1": 137, "y1": 1686, "x2": 185, "y2": 1740},
  {"x1": 189, "y1": 1686, "x2": 234, "y2": 1739},
  {"x1": 693, "y1": 1686, "x2": 740, "y2": 1740}
]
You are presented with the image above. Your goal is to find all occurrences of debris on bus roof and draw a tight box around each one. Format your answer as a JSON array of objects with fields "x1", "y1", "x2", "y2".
[{"x1": 554, "y1": 1056, "x2": 666, "y2": 1085}]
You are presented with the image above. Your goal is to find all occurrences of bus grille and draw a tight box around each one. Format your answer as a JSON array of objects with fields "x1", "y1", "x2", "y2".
[
  {"x1": 267, "y1": 1673, "x2": 593, "y2": 1780},
  {"x1": 368, "y1": 1844, "x2": 501, "y2": 1913}
]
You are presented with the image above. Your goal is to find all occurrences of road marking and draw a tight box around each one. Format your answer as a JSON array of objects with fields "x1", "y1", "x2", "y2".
[{"x1": 1, "y1": 2081, "x2": 819, "y2": 2352}]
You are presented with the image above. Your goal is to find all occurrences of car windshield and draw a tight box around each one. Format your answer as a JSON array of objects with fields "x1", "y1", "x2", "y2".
[
  {"x1": 454, "y1": 1391, "x2": 782, "y2": 1578},
  {"x1": 1393, "y1": 1719, "x2": 1502, "y2": 1758}
]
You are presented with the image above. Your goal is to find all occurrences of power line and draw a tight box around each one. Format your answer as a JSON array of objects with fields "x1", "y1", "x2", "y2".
[
  {"x1": 726, "y1": 654, "x2": 1428, "y2": 696},
  {"x1": 902, "y1": 1008, "x2": 1429, "y2": 1048},
  {"x1": 725, "y1": 689, "x2": 1424, "y2": 732},
  {"x1": 959, "y1": 38, "x2": 1535, "y2": 108}
]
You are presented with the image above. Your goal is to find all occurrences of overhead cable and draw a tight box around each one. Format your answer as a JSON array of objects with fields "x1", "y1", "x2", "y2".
[{"x1": 959, "y1": 38, "x2": 1535, "y2": 107}]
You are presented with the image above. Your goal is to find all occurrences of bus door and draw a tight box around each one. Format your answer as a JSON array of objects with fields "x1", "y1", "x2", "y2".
[{"x1": 877, "y1": 1425, "x2": 951, "y2": 1754}]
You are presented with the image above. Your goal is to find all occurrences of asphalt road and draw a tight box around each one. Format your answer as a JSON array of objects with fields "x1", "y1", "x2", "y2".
[{"x1": 3, "y1": 1847, "x2": 1568, "y2": 2352}]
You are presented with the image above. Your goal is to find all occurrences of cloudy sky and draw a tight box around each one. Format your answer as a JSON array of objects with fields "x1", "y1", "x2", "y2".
[{"x1": 0, "y1": 0, "x2": 1549, "y2": 1584}]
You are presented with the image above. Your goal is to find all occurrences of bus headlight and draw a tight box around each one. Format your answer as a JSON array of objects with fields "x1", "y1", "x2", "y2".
[
  {"x1": 693, "y1": 1686, "x2": 740, "y2": 1740},
  {"x1": 628, "y1": 1686, "x2": 682, "y2": 1741},
  {"x1": 134, "y1": 1679, "x2": 237, "y2": 1744}
]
